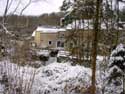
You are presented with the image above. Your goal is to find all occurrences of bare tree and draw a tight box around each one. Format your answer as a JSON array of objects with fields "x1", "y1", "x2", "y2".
[
  {"x1": 0, "y1": 0, "x2": 44, "y2": 94},
  {"x1": 0, "y1": 0, "x2": 42, "y2": 32}
]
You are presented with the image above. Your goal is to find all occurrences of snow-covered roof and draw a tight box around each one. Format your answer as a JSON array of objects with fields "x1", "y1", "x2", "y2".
[
  {"x1": 32, "y1": 26, "x2": 66, "y2": 37},
  {"x1": 36, "y1": 27, "x2": 66, "y2": 33},
  {"x1": 37, "y1": 26, "x2": 66, "y2": 33},
  {"x1": 32, "y1": 30, "x2": 36, "y2": 36},
  {"x1": 65, "y1": 20, "x2": 125, "y2": 30},
  {"x1": 66, "y1": 20, "x2": 93, "y2": 30}
]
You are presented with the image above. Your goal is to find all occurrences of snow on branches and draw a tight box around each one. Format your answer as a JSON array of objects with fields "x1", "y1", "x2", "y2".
[{"x1": 109, "y1": 44, "x2": 125, "y2": 75}]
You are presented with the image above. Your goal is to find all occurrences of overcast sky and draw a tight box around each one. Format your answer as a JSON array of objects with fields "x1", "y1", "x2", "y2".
[
  {"x1": 0, "y1": 0, "x2": 124, "y2": 16},
  {"x1": 23, "y1": 0, "x2": 64, "y2": 16},
  {"x1": 0, "y1": 0, "x2": 64, "y2": 16}
]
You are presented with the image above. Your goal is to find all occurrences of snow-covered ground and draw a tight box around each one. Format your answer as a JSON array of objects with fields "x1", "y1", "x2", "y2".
[
  {"x1": 0, "y1": 55, "x2": 122, "y2": 94},
  {"x1": 0, "y1": 60, "x2": 92, "y2": 94}
]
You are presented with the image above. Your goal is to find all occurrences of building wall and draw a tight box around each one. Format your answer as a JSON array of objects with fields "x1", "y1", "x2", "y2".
[
  {"x1": 57, "y1": 31, "x2": 68, "y2": 48},
  {"x1": 33, "y1": 30, "x2": 68, "y2": 49},
  {"x1": 40, "y1": 33, "x2": 58, "y2": 48},
  {"x1": 34, "y1": 31, "x2": 41, "y2": 47},
  {"x1": 33, "y1": 30, "x2": 93, "y2": 49}
]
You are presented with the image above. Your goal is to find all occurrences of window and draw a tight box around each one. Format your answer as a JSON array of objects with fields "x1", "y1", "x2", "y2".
[
  {"x1": 48, "y1": 41, "x2": 52, "y2": 45},
  {"x1": 57, "y1": 41, "x2": 64, "y2": 47},
  {"x1": 57, "y1": 41, "x2": 61, "y2": 47},
  {"x1": 61, "y1": 42, "x2": 64, "y2": 47}
]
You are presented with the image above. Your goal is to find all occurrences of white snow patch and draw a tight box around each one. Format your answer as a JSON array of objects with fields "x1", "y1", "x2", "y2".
[{"x1": 111, "y1": 44, "x2": 125, "y2": 56}]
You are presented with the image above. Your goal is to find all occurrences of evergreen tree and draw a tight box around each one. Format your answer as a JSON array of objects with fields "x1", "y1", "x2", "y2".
[
  {"x1": 60, "y1": 0, "x2": 95, "y2": 26},
  {"x1": 108, "y1": 44, "x2": 125, "y2": 94}
]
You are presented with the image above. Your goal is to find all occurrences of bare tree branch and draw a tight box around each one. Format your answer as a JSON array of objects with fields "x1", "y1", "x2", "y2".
[
  {"x1": 0, "y1": 23, "x2": 10, "y2": 34},
  {"x1": 3, "y1": 0, "x2": 10, "y2": 23},
  {"x1": 20, "y1": 0, "x2": 32, "y2": 15},
  {"x1": 10, "y1": 0, "x2": 21, "y2": 15},
  {"x1": 7, "y1": 0, "x2": 14, "y2": 11}
]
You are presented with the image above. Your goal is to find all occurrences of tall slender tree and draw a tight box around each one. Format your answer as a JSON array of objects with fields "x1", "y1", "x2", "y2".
[{"x1": 91, "y1": 0, "x2": 101, "y2": 94}]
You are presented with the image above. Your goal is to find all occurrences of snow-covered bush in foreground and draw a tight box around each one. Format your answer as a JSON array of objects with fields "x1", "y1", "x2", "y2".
[
  {"x1": 0, "y1": 60, "x2": 92, "y2": 94},
  {"x1": 32, "y1": 63, "x2": 91, "y2": 94}
]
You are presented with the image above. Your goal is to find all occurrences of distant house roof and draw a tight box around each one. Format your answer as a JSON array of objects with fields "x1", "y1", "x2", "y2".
[
  {"x1": 36, "y1": 26, "x2": 66, "y2": 33},
  {"x1": 65, "y1": 20, "x2": 125, "y2": 30},
  {"x1": 65, "y1": 20, "x2": 93, "y2": 30},
  {"x1": 32, "y1": 31, "x2": 36, "y2": 37},
  {"x1": 32, "y1": 26, "x2": 66, "y2": 37}
]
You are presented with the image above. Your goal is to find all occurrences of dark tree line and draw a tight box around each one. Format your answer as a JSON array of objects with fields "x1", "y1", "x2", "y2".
[
  {"x1": 0, "y1": 12, "x2": 64, "y2": 30},
  {"x1": 0, "y1": 12, "x2": 64, "y2": 38}
]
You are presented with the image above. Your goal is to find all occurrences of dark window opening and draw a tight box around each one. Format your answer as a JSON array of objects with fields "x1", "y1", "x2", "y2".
[
  {"x1": 49, "y1": 41, "x2": 52, "y2": 45},
  {"x1": 57, "y1": 41, "x2": 64, "y2": 47}
]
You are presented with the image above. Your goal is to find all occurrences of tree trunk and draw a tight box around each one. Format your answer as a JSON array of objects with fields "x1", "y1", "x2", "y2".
[
  {"x1": 123, "y1": 72, "x2": 125, "y2": 94},
  {"x1": 115, "y1": 0, "x2": 119, "y2": 45},
  {"x1": 91, "y1": 0, "x2": 101, "y2": 94}
]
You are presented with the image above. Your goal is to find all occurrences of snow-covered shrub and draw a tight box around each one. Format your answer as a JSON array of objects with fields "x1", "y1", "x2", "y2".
[
  {"x1": 32, "y1": 63, "x2": 91, "y2": 94},
  {"x1": 0, "y1": 60, "x2": 93, "y2": 94},
  {"x1": 107, "y1": 44, "x2": 125, "y2": 94},
  {"x1": 1, "y1": 56, "x2": 117, "y2": 94}
]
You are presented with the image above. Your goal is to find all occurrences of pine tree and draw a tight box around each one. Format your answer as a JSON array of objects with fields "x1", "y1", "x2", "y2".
[
  {"x1": 60, "y1": 0, "x2": 95, "y2": 26},
  {"x1": 108, "y1": 44, "x2": 125, "y2": 94}
]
